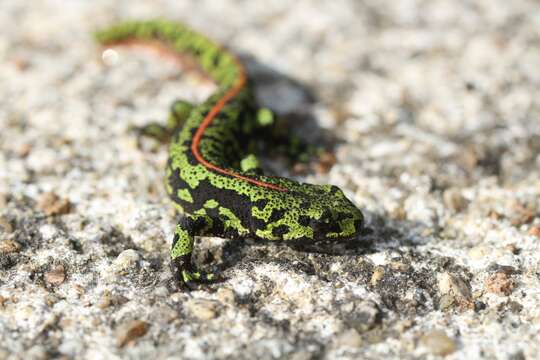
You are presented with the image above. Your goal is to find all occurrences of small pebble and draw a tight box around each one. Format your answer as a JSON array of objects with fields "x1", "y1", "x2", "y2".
[
  {"x1": 113, "y1": 249, "x2": 141, "y2": 273},
  {"x1": 0, "y1": 240, "x2": 21, "y2": 254},
  {"x1": 443, "y1": 188, "x2": 468, "y2": 212},
  {"x1": 101, "y1": 48, "x2": 120, "y2": 66},
  {"x1": 528, "y1": 226, "x2": 540, "y2": 238},
  {"x1": 390, "y1": 205, "x2": 407, "y2": 220},
  {"x1": 289, "y1": 350, "x2": 316, "y2": 360},
  {"x1": 12, "y1": 57, "x2": 31, "y2": 71},
  {"x1": 439, "y1": 294, "x2": 455, "y2": 311},
  {"x1": 37, "y1": 192, "x2": 71, "y2": 216},
  {"x1": 474, "y1": 301, "x2": 487, "y2": 312},
  {"x1": 25, "y1": 345, "x2": 48, "y2": 360},
  {"x1": 185, "y1": 299, "x2": 219, "y2": 320},
  {"x1": 292, "y1": 162, "x2": 309, "y2": 175},
  {"x1": 97, "y1": 290, "x2": 113, "y2": 309},
  {"x1": 389, "y1": 261, "x2": 410, "y2": 272},
  {"x1": 39, "y1": 224, "x2": 58, "y2": 240},
  {"x1": 508, "y1": 350, "x2": 526, "y2": 360},
  {"x1": 505, "y1": 300, "x2": 523, "y2": 314},
  {"x1": 334, "y1": 328, "x2": 362, "y2": 348},
  {"x1": 343, "y1": 301, "x2": 381, "y2": 333},
  {"x1": 115, "y1": 320, "x2": 148, "y2": 348},
  {"x1": 438, "y1": 272, "x2": 472, "y2": 309},
  {"x1": 504, "y1": 244, "x2": 519, "y2": 255},
  {"x1": 509, "y1": 201, "x2": 536, "y2": 226},
  {"x1": 468, "y1": 245, "x2": 490, "y2": 260},
  {"x1": 420, "y1": 330, "x2": 456, "y2": 356},
  {"x1": 395, "y1": 319, "x2": 414, "y2": 333},
  {"x1": 0, "y1": 217, "x2": 13, "y2": 234},
  {"x1": 314, "y1": 151, "x2": 337, "y2": 174},
  {"x1": 485, "y1": 272, "x2": 514, "y2": 296},
  {"x1": 97, "y1": 290, "x2": 128, "y2": 309},
  {"x1": 438, "y1": 272, "x2": 471, "y2": 299},
  {"x1": 17, "y1": 143, "x2": 32, "y2": 157},
  {"x1": 370, "y1": 266, "x2": 385, "y2": 286},
  {"x1": 216, "y1": 287, "x2": 236, "y2": 304},
  {"x1": 45, "y1": 265, "x2": 66, "y2": 286}
]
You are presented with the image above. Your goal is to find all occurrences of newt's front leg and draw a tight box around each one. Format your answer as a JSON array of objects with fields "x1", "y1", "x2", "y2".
[
  {"x1": 170, "y1": 215, "x2": 219, "y2": 289},
  {"x1": 132, "y1": 99, "x2": 195, "y2": 143}
]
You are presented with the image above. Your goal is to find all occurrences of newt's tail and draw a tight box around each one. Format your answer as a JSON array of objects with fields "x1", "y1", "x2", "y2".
[{"x1": 94, "y1": 19, "x2": 244, "y2": 90}]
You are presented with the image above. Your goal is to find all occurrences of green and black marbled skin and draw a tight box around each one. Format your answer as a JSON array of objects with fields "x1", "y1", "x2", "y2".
[{"x1": 95, "y1": 19, "x2": 364, "y2": 288}]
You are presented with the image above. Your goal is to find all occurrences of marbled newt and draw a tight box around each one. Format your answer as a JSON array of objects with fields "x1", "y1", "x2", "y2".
[{"x1": 95, "y1": 19, "x2": 364, "y2": 288}]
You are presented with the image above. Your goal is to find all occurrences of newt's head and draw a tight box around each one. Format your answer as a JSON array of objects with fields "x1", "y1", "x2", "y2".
[
  {"x1": 309, "y1": 185, "x2": 363, "y2": 242},
  {"x1": 287, "y1": 184, "x2": 363, "y2": 243},
  {"x1": 250, "y1": 180, "x2": 364, "y2": 244}
]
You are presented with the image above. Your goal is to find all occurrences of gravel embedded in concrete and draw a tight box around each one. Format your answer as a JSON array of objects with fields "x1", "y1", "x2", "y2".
[{"x1": 1, "y1": 1, "x2": 539, "y2": 359}]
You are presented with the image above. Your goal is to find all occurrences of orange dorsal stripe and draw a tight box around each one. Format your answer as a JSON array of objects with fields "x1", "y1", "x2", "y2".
[{"x1": 190, "y1": 57, "x2": 288, "y2": 192}]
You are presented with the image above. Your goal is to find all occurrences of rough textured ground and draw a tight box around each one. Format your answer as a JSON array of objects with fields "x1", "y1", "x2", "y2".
[{"x1": 1, "y1": 1, "x2": 540, "y2": 359}]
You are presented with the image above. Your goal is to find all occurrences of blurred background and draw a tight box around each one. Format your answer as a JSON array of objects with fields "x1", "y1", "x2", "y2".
[{"x1": 1, "y1": 1, "x2": 539, "y2": 359}]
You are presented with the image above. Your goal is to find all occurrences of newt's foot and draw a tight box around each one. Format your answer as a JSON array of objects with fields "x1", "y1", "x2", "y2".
[
  {"x1": 171, "y1": 257, "x2": 223, "y2": 290},
  {"x1": 130, "y1": 123, "x2": 171, "y2": 143},
  {"x1": 181, "y1": 270, "x2": 218, "y2": 288},
  {"x1": 178, "y1": 269, "x2": 223, "y2": 290}
]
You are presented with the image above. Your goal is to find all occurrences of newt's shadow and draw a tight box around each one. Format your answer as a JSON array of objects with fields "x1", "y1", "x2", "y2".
[
  {"x1": 216, "y1": 209, "x2": 435, "y2": 273},
  {"x1": 240, "y1": 54, "x2": 340, "y2": 155}
]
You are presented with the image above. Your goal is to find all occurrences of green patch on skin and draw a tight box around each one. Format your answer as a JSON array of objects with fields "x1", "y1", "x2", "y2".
[
  {"x1": 191, "y1": 212, "x2": 213, "y2": 233},
  {"x1": 251, "y1": 205, "x2": 273, "y2": 222},
  {"x1": 204, "y1": 199, "x2": 219, "y2": 209},
  {"x1": 240, "y1": 154, "x2": 260, "y2": 172},
  {"x1": 318, "y1": 184, "x2": 334, "y2": 193},
  {"x1": 339, "y1": 218, "x2": 357, "y2": 237},
  {"x1": 219, "y1": 207, "x2": 249, "y2": 235},
  {"x1": 172, "y1": 202, "x2": 184, "y2": 214},
  {"x1": 256, "y1": 228, "x2": 278, "y2": 241},
  {"x1": 194, "y1": 208, "x2": 206, "y2": 215},
  {"x1": 180, "y1": 164, "x2": 208, "y2": 190},
  {"x1": 178, "y1": 189, "x2": 194, "y2": 203},
  {"x1": 165, "y1": 181, "x2": 174, "y2": 196},
  {"x1": 284, "y1": 224, "x2": 313, "y2": 240},
  {"x1": 171, "y1": 225, "x2": 193, "y2": 258},
  {"x1": 256, "y1": 108, "x2": 274, "y2": 127},
  {"x1": 257, "y1": 220, "x2": 314, "y2": 241},
  {"x1": 327, "y1": 219, "x2": 358, "y2": 239}
]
